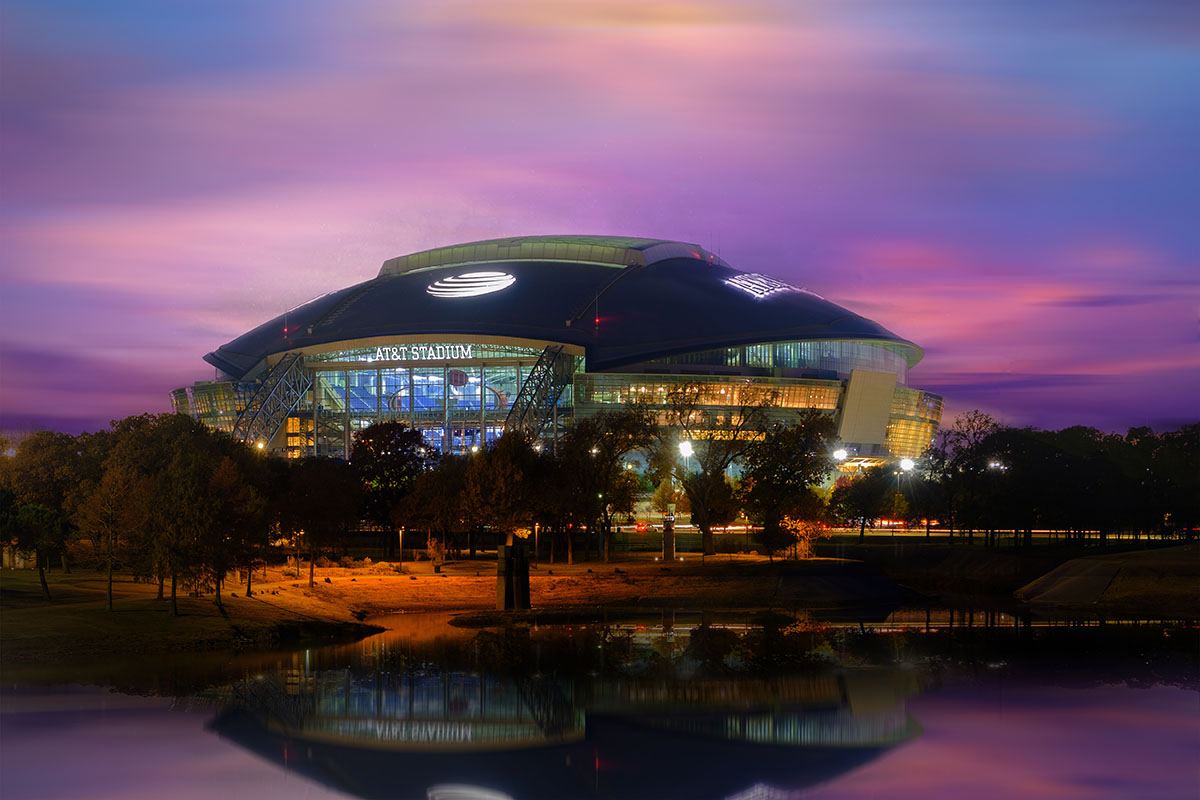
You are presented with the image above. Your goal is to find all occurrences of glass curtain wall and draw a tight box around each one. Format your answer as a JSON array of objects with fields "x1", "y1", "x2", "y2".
[
  {"x1": 298, "y1": 358, "x2": 570, "y2": 459},
  {"x1": 884, "y1": 388, "x2": 945, "y2": 458},
  {"x1": 171, "y1": 381, "x2": 252, "y2": 433},
  {"x1": 315, "y1": 371, "x2": 348, "y2": 458},
  {"x1": 639, "y1": 340, "x2": 912, "y2": 383},
  {"x1": 573, "y1": 373, "x2": 842, "y2": 426}
]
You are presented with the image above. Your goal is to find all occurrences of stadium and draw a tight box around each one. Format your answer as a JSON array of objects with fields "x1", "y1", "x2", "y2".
[{"x1": 172, "y1": 235, "x2": 943, "y2": 463}]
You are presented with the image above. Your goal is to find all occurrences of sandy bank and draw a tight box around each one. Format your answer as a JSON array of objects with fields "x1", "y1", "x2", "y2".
[
  {"x1": 0, "y1": 555, "x2": 907, "y2": 669},
  {"x1": 1015, "y1": 543, "x2": 1199, "y2": 617}
]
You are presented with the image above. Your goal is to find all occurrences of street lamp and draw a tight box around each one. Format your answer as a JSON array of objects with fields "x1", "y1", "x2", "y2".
[
  {"x1": 892, "y1": 458, "x2": 915, "y2": 532},
  {"x1": 678, "y1": 440, "x2": 693, "y2": 472},
  {"x1": 833, "y1": 448, "x2": 848, "y2": 462}
]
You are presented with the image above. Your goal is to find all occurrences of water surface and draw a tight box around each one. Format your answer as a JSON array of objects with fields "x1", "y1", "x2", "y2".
[{"x1": 2, "y1": 609, "x2": 1195, "y2": 800}]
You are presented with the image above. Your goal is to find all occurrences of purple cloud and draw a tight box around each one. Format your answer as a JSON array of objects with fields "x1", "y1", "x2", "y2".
[{"x1": 1, "y1": 0, "x2": 1197, "y2": 434}]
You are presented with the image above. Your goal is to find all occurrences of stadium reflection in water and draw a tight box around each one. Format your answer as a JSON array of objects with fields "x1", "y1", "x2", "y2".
[{"x1": 209, "y1": 615, "x2": 923, "y2": 800}]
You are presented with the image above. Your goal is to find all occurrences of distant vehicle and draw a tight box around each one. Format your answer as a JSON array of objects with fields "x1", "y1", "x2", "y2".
[{"x1": 636, "y1": 522, "x2": 648, "y2": 533}]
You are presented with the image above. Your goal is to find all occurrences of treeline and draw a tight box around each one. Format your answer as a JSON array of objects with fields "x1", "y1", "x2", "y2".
[
  {"x1": 2, "y1": 414, "x2": 280, "y2": 611},
  {"x1": 831, "y1": 412, "x2": 1200, "y2": 546},
  {"x1": 0, "y1": 396, "x2": 843, "y2": 608},
  {"x1": 3, "y1": 401, "x2": 1197, "y2": 611}
]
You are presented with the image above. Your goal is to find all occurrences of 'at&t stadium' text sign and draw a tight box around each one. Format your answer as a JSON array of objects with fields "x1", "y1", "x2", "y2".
[{"x1": 375, "y1": 344, "x2": 473, "y2": 362}]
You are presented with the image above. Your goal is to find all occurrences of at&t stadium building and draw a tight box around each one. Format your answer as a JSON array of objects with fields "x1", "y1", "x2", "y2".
[{"x1": 172, "y1": 236, "x2": 943, "y2": 464}]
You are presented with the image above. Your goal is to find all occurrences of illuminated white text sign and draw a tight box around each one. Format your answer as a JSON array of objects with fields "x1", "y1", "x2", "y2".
[{"x1": 375, "y1": 344, "x2": 474, "y2": 362}]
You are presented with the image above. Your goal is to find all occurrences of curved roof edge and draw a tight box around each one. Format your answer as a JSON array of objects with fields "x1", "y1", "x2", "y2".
[{"x1": 379, "y1": 235, "x2": 730, "y2": 277}]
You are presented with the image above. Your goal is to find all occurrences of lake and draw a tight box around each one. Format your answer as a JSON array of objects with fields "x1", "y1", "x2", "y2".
[{"x1": 2, "y1": 608, "x2": 1196, "y2": 799}]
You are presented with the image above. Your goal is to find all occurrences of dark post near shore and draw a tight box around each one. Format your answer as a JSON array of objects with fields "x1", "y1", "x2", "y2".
[{"x1": 496, "y1": 542, "x2": 531, "y2": 610}]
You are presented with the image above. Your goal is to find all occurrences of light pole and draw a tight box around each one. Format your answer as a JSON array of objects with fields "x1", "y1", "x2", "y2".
[
  {"x1": 893, "y1": 458, "x2": 914, "y2": 531},
  {"x1": 678, "y1": 440, "x2": 693, "y2": 472},
  {"x1": 987, "y1": 460, "x2": 1007, "y2": 547},
  {"x1": 677, "y1": 441, "x2": 697, "y2": 561}
]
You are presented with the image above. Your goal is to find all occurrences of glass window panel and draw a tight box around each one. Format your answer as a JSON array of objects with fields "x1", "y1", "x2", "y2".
[
  {"x1": 447, "y1": 366, "x2": 481, "y2": 414},
  {"x1": 412, "y1": 367, "x2": 445, "y2": 423},
  {"x1": 316, "y1": 371, "x2": 347, "y2": 413},
  {"x1": 348, "y1": 369, "x2": 377, "y2": 413},
  {"x1": 485, "y1": 365, "x2": 519, "y2": 414},
  {"x1": 380, "y1": 367, "x2": 411, "y2": 415}
]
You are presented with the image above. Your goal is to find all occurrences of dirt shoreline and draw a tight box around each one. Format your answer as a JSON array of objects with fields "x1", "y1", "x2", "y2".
[
  {"x1": 1, "y1": 555, "x2": 907, "y2": 668},
  {"x1": 3, "y1": 545, "x2": 1194, "y2": 672}
]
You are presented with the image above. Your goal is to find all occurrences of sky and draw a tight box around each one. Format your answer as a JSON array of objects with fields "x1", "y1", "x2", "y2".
[{"x1": 2, "y1": 0, "x2": 1198, "y2": 435}]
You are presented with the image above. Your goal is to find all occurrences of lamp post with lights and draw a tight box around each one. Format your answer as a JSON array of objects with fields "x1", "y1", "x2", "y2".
[
  {"x1": 678, "y1": 440, "x2": 693, "y2": 472},
  {"x1": 892, "y1": 458, "x2": 915, "y2": 531},
  {"x1": 660, "y1": 441, "x2": 693, "y2": 563},
  {"x1": 986, "y1": 460, "x2": 1008, "y2": 547}
]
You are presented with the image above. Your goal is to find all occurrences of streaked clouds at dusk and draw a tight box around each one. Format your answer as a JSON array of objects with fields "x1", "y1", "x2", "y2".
[{"x1": 2, "y1": 0, "x2": 1197, "y2": 433}]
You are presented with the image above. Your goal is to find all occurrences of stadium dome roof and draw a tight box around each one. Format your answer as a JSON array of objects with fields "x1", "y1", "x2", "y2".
[{"x1": 205, "y1": 235, "x2": 921, "y2": 379}]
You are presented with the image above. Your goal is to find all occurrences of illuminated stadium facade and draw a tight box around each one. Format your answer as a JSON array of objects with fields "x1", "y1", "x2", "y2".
[{"x1": 172, "y1": 235, "x2": 943, "y2": 462}]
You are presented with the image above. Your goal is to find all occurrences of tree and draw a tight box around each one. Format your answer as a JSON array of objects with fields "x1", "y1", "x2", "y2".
[
  {"x1": 780, "y1": 512, "x2": 832, "y2": 559},
  {"x1": 6, "y1": 504, "x2": 63, "y2": 600},
  {"x1": 651, "y1": 478, "x2": 689, "y2": 516},
  {"x1": 557, "y1": 405, "x2": 655, "y2": 561},
  {"x1": 923, "y1": 410, "x2": 1002, "y2": 542},
  {"x1": 655, "y1": 382, "x2": 777, "y2": 556},
  {"x1": 352, "y1": 422, "x2": 437, "y2": 561},
  {"x1": 281, "y1": 457, "x2": 359, "y2": 586},
  {"x1": 829, "y1": 467, "x2": 891, "y2": 540},
  {"x1": 73, "y1": 463, "x2": 152, "y2": 611},
  {"x1": 158, "y1": 445, "x2": 216, "y2": 613},
  {"x1": 101, "y1": 413, "x2": 260, "y2": 614},
  {"x1": 8, "y1": 430, "x2": 87, "y2": 572},
  {"x1": 204, "y1": 451, "x2": 268, "y2": 601},
  {"x1": 464, "y1": 433, "x2": 539, "y2": 546},
  {"x1": 7, "y1": 431, "x2": 81, "y2": 512},
  {"x1": 395, "y1": 454, "x2": 471, "y2": 561},
  {"x1": 741, "y1": 411, "x2": 838, "y2": 560},
  {"x1": 103, "y1": 414, "x2": 200, "y2": 607},
  {"x1": 536, "y1": 449, "x2": 585, "y2": 565},
  {"x1": 62, "y1": 430, "x2": 115, "y2": 561},
  {"x1": 1157, "y1": 424, "x2": 1200, "y2": 537}
]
